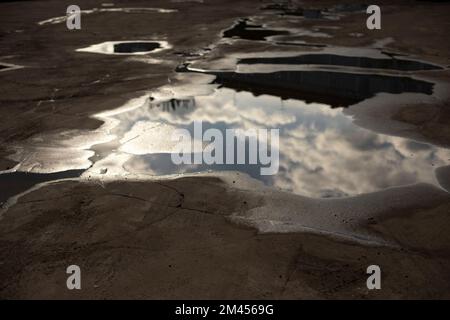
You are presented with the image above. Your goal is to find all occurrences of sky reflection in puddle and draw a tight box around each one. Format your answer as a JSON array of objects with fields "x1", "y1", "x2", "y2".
[{"x1": 105, "y1": 87, "x2": 450, "y2": 198}]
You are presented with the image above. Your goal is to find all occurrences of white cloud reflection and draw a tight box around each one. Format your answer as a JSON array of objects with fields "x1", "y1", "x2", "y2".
[{"x1": 96, "y1": 87, "x2": 450, "y2": 198}]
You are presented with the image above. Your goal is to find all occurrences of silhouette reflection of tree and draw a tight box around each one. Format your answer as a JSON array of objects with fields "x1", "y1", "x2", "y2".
[
  {"x1": 149, "y1": 98, "x2": 196, "y2": 112},
  {"x1": 223, "y1": 19, "x2": 289, "y2": 41}
]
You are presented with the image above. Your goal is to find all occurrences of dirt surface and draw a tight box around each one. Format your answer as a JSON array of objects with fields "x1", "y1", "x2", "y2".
[
  {"x1": 1, "y1": 176, "x2": 450, "y2": 299},
  {"x1": 1, "y1": 0, "x2": 450, "y2": 299}
]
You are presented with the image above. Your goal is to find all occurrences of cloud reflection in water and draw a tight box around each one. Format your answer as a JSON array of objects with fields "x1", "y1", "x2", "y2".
[{"x1": 105, "y1": 87, "x2": 449, "y2": 198}]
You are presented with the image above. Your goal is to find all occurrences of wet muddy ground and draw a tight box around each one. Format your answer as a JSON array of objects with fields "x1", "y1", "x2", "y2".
[{"x1": 0, "y1": 0, "x2": 450, "y2": 299}]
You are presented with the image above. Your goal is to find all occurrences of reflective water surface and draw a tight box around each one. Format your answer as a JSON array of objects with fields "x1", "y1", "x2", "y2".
[
  {"x1": 4, "y1": 44, "x2": 448, "y2": 200},
  {"x1": 113, "y1": 42, "x2": 161, "y2": 53},
  {"x1": 76, "y1": 40, "x2": 171, "y2": 55},
  {"x1": 104, "y1": 85, "x2": 450, "y2": 198},
  {"x1": 223, "y1": 19, "x2": 290, "y2": 41},
  {"x1": 209, "y1": 69, "x2": 434, "y2": 108},
  {"x1": 0, "y1": 170, "x2": 83, "y2": 204},
  {"x1": 238, "y1": 54, "x2": 442, "y2": 71}
]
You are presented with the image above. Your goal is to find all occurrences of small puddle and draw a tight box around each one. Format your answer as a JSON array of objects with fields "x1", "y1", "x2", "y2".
[
  {"x1": 113, "y1": 42, "x2": 161, "y2": 53},
  {"x1": 0, "y1": 62, "x2": 24, "y2": 72},
  {"x1": 275, "y1": 42, "x2": 328, "y2": 48},
  {"x1": 223, "y1": 19, "x2": 290, "y2": 41},
  {"x1": 0, "y1": 170, "x2": 83, "y2": 205},
  {"x1": 76, "y1": 41, "x2": 170, "y2": 55}
]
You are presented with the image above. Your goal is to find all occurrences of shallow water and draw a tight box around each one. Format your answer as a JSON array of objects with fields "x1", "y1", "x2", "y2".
[
  {"x1": 238, "y1": 54, "x2": 442, "y2": 71},
  {"x1": 0, "y1": 62, "x2": 23, "y2": 72},
  {"x1": 101, "y1": 83, "x2": 449, "y2": 198},
  {"x1": 76, "y1": 40, "x2": 170, "y2": 55},
  {"x1": 4, "y1": 46, "x2": 448, "y2": 199},
  {"x1": 223, "y1": 19, "x2": 290, "y2": 41},
  {"x1": 209, "y1": 69, "x2": 433, "y2": 108},
  {"x1": 261, "y1": 3, "x2": 322, "y2": 18},
  {"x1": 113, "y1": 42, "x2": 161, "y2": 53},
  {"x1": 0, "y1": 170, "x2": 83, "y2": 205}
]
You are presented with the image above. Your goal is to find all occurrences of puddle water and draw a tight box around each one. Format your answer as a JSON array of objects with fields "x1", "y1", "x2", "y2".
[
  {"x1": 0, "y1": 62, "x2": 23, "y2": 72},
  {"x1": 261, "y1": 3, "x2": 323, "y2": 18},
  {"x1": 113, "y1": 42, "x2": 161, "y2": 53},
  {"x1": 238, "y1": 54, "x2": 443, "y2": 71},
  {"x1": 275, "y1": 42, "x2": 328, "y2": 48},
  {"x1": 223, "y1": 19, "x2": 290, "y2": 41},
  {"x1": 150, "y1": 97, "x2": 196, "y2": 111},
  {"x1": 76, "y1": 41, "x2": 170, "y2": 55},
  {"x1": 82, "y1": 47, "x2": 445, "y2": 198},
  {"x1": 201, "y1": 69, "x2": 433, "y2": 108},
  {"x1": 191, "y1": 53, "x2": 439, "y2": 108},
  {"x1": 0, "y1": 170, "x2": 83, "y2": 205},
  {"x1": 4, "y1": 47, "x2": 448, "y2": 200},
  {"x1": 97, "y1": 84, "x2": 449, "y2": 198}
]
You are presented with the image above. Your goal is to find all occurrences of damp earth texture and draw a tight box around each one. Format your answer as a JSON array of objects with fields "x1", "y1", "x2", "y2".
[{"x1": 1, "y1": 0, "x2": 450, "y2": 300}]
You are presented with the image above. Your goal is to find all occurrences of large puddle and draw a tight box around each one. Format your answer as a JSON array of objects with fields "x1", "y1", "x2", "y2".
[
  {"x1": 91, "y1": 81, "x2": 449, "y2": 198},
  {"x1": 3, "y1": 40, "x2": 449, "y2": 200}
]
